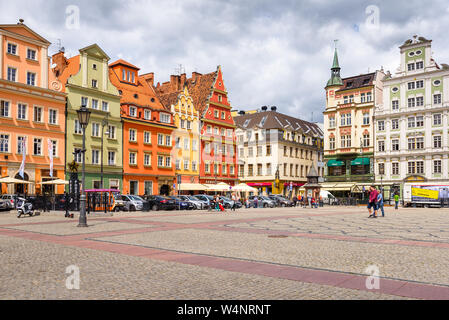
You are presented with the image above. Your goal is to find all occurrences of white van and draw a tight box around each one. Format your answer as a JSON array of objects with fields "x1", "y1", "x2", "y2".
[{"x1": 320, "y1": 190, "x2": 338, "y2": 205}]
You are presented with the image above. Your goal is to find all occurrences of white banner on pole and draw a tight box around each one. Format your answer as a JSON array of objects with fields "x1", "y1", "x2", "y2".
[
  {"x1": 18, "y1": 139, "x2": 26, "y2": 179},
  {"x1": 48, "y1": 139, "x2": 54, "y2": 177}
]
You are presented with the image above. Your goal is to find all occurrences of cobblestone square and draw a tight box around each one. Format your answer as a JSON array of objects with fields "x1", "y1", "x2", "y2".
[{"x1": 0, "y1": 206, "x2": 448, "y2": 300}]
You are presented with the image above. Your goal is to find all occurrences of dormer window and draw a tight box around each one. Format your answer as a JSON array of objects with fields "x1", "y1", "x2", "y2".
[
  {"x1": 346, "y1": 81, "x2": 353, "y2": 88},
  {"x1": 144, "y1": 110, "x2": 151, "y2": 120},
  {"x1": 122, "y1": 69, "x2": 126, "y2": 81},
  {"x1": 131, "y1": 72, "x2": 135, "y2": 83},
  {"x1": 160, "y1": 113, "x2": 171, "y2": 123},
  {"x1": 129, "y1": 106, "x2": 137, "y2": 117}
]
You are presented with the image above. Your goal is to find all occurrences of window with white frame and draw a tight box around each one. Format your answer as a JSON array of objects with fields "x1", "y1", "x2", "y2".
[
  {"x1": 92, "y1": 123, "x2": 100, "y2": 137},
  {"x1": 340, "y1": 114, "x2": 346, "y2": 126},
  {"x1": 107, "y1": 125, "x2": 116, "y2": 139},
  {"x1": 27, "y1": 72, "x2": 36, "y2": 86},
  {"x1": 408, "y1": 117, "x2": 415, "y2": 128},
  {"x1": 92, "y1": 80, "x2": 98, "y2": 88},
  {"x1": 434, "y1": 160, "x2": 442, "y2": 174},
  {"x1": 192, "y1": 140, "x2": 198, "y2": 151},
  {"x1": 102, "y1": 101, "x2": 109, "y2": 112},
  {"x1": 392, "y1": 139, "x2": 399, "y2": 151},
  {"x1": 7, "y1": 67, "x2": 17, "y2": 82},
  {"x1": 144, "y1": 132, "x2": 151, "y2": 144},
  {"x1": 74, "y1": 148, "x2": 82, "y2": 163},
  {"x1": 184, "y1": 160, "x2": 190, "y2": 171},
  {"x1": 408, "y1": 138, "x2": 416, "y2": 150},
  {"x1": 407, "y1": 63, "x2": 415, "y2": 71},
  {"x1": 144, "y1": 110, "x2": 151, "y2": 120},
  {"x1": 74, "y1": 120, "x2": 82, "y2": 134},
  {"x1": 392, "y1": 162, "x2": 399, "y2": 175},
  {"x1": 160, "y1": 113, "x2": 171, "y2": 123},
  {"x1": 0, "y1": 100, "x2": 10, "y2": 117},
  {"x1": 0, "y1": 134, "x2": 10, "y2": 153},
  {"x1": 158, "y1": 156, "x2": 164, "y2": 167},
  {"x1": 187, "y1": 121, "x2": 191, "y2": 130},
  {"x1": 416, "y1": 116, "x2": 424, "y2": 127},
  {"x1": 17, "y1": 136, "x2": 26, "y2": 154},
  {"x1": 392, "y1": 100, "x2": 399, "y2": 110},
  {"x1": 17, "y1": 104, "x2": 27, "y2": 120},
  {"x1": 7, "y1": 43, "x2": 17, "y2": 55},
  {"x1": 329, "y1": 117, "x2": 335, "y2": 128},
  {"x1": 206, "y1": 125, "x2": 212, "y2": 134},
  {"x1": 363, "y1": 113, "x2": 370, "y2": 125},
  {"x1": 33, "y1": 106, "x2": 42, "y2": 122},
  {"x1": 361, "y1": 93, "x2": 366, "y2": 103},
  {"x1": 144, "y1": 154, "x2": 151, "y2": 166},
  {"x1": 416, "y1": 161, "x2": 424, "y2": 174},
  {"x1": 329, "y1": 137, "x2": 335, "y2": 150},
  {"x1": 92, "y1": 150, "x2": 100, "y2": 164},
  {"x1": 230, "y1": 165, "x2": 235, "y2": 175},
  {"x1": 49, "y1": 109, "x2": 57, "y2": 125},
  {"x1": 214, "y1": 127, "x2": 219, "y2": 136},
  {"x1": 165, "y1": 156, "x2": 171, "y2": 167},
  {"x1": 51, "y1": 140, "x2": 57, "y2": 157},
  {"x1": 363, "y1": 134, "x2": 369, "y2": 147},
  {"x1": 33, "y1": 138, "x2": 42, "y2": 155},
  {"x1": 408, "y1": 162, "x2": 415, "y2": 174},
  {"x1": 81, "y1": 97, "x2": 88, "y2": 107},
  {"x1": 416, "y1": 80, "x2": 424, "y2": 88},
  {"x1": 192, "y1": 161, "x2": 197, "y2": 171},
  {"x1": 408, "y1": 82, "x2": 415, "y2": 90},
  {"x1": 378, "y1": 141, "x2": 385, "y2": 152},
  {"x1": 129, "y1": 106, "x2": 137, "y2": 117},
  {"x1": 378, "y1": 163, "x2": 385, "y2": 175},
  {"x1": 416, "y1": 96, "x2": 424, "y2": 107},
  {"x1": 184, "y1": 138, "x2": 189, "y2": 150},
  {"x1": 416, "y1": 61, "x2": 424, "y2": 69},
  {"x1": 391, "y1": 119, "x2": 399, "y2": 130},
  {"x1": 433, "y1": 114, "x2": 442, "y2": 126},
  {"x1": 165, "y1": 135, "x2": 171, "y2": 146},
  {"x1": 434, "y1": 136, "x2": 442, "y2": 148},
  {"x1": 366, "y1": 92, "x2": 372, "y2": 102},
  {"x1": 129, "y1": 152, "x2": 137, "y2": 165},
  {"x1": 408, "y1": 98, "x2": 415, "y2": 108},
  {"x1": 129, "y1": 129, "x2": 137, "y2": 142},
  {"x1": 158, "y1": 134, "x2": 163, "y2": 145},
  {"x1": 434, "y1": 94, "x2": 442, "y2": 104},
  {"x1": 377, "y1": 120, "x2": 384, "y2": 131},
  {"x1": 108, "y1": 151, "x2": 115, "y2": 165},
  {"x1": 416, "y1": 137, "x2": 424, "y2": 149},
  {"x1": 346, "y1": 113, "x2": 351, "y2": 125}
]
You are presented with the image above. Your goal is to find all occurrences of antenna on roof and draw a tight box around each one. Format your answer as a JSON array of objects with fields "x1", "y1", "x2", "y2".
[{"x1": 175, "y1": 64, "x2": 185, "y2": 75}]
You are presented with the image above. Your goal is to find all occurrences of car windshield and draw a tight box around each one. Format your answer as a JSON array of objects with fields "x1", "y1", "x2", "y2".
[
  {"x1": 188, "y1": 196, "x2": 200, "y2": 201},
  {"x1": 260, "y1": 196, "x2": 270, "y2": 200}
]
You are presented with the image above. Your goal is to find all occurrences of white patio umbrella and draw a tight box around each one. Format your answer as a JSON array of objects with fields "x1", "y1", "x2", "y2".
[
  {"x1": 0, "y1": 176, "x2": 33, "y2": 184},
  {"x1": 205, "y1": 182, "x2": 231, "y2": 192},
  {"x1": 232, "y1": 183, "x2": 257, "y2": 192},
  {"x1": 177, "y1": 183, "x2": 209, "y2": 191},
  {"x1": 40, "y1": 179, "x2": 69, "y2": 185}
]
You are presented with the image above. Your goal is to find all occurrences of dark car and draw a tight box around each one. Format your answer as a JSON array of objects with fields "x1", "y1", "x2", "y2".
[
  {"x1": 145, "y1": 195, "x2": 176, "y2": 211},
  {"x1": 269, "y1": 195, "x2": 294, "y2": 207},
  {"x1": 169, "y1": 196, "x2": 195, "y2": 210}
]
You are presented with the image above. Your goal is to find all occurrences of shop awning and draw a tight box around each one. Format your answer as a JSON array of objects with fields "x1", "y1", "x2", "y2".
[
  {"x1": 351, "y1": 158, "x2": 370, "y2": 166},
  {"x1": 321, "y1": 182, "x2": 356, "y2": 191},
  {"x1": 327, "y1": 160, "x2": 345, "y2": 167}
]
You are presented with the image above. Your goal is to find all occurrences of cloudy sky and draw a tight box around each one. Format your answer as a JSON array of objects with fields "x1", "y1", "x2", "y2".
[{"x1": 2, "y1": 0, "x2": 449, "y2": 122}]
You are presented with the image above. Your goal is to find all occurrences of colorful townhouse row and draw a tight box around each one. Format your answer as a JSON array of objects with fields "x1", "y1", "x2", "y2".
[{"x1": 0, "y1": 20, "x2": 238, "y2": 196}]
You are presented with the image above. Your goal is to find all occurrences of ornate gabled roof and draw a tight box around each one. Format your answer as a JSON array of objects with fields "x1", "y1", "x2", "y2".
[{"x1": 185, "y1": 71, "x2": 217, "y2": 114}]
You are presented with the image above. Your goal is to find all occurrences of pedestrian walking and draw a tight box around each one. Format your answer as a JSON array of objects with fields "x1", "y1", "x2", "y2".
[
  {"x1": 308, "y1": 196, "x2": 312, "y2": 208},
  {"x1": 367, "y1": 186, "x2": 378, "y2": 218},
  {"x1": 377, "y1": 191, "x2": 385, "y2": 217},
  {"x1": 231, "y1": 193, "x2": 237, "y2": 211},
  {"x1": 394, "y1": 193, "x2": 399, "y2": 210},
  {"x1": 254, "y1": 196, "x2": 258, "y2": 209},
  {"x1": 293, "y1": 195, "x2": 298, "y2": 207}
]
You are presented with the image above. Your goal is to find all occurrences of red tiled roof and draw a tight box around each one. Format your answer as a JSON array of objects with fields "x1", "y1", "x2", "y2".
[{"x1": 109, "y1": 59, "x2": 140, "y2": 70}]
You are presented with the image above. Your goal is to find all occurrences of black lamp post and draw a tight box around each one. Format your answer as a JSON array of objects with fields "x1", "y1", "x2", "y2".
[
  {"x1": 76, "y1": 104, "x2": 91, "y2": 227},
  {"x1": 101, "y1": 117, "x2": 109, "y2": 189}
]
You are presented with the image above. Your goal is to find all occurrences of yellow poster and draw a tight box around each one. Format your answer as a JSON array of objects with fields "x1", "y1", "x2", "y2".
[{"x1": 411, "y1": 187, "x2": 439, "y2": 199}]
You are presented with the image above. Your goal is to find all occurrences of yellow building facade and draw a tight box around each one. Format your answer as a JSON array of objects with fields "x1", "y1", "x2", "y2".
[{"x1": 159, "y1": 86, "x2": 200, "y2": 185}]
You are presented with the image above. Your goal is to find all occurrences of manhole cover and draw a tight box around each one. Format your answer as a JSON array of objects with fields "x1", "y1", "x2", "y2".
[{"x1": 268, "y1": 235, "x2": 288, "y2": 238}]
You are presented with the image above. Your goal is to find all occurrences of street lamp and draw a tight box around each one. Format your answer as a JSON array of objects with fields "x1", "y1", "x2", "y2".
[
  {"x1": 76, "y1": 104, "x2": 91, "y2": 228},
  {"x1": 101, "y1": 117, "x2": 109, "y2": 189}
]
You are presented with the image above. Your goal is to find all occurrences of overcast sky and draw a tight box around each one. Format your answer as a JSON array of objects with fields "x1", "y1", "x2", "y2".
[{"x1": 2, "y1": 0, "x2": 449, "y2": 122}]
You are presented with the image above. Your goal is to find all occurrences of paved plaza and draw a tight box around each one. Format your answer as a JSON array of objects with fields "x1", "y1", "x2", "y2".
[{"x1": 0, "y1": 206, "x2": 448, "y2": 300}]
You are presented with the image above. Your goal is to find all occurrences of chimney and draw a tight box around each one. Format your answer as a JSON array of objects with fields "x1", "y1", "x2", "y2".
[
  {"x1": 271, "y1": 106, "x2": 277, "y2": 112},
  {"x1": 192, "y1": 71, "x2": 202, "y2": 82},
  {"x1": 142, "y1": 72, "x2": 154, "y2": 87},
  {"x1": 18, "y1": 19, "x2": 24, "y2": 25},
  {"x1": 180, "y1": 73, "x2": 187, "y2": 87}
]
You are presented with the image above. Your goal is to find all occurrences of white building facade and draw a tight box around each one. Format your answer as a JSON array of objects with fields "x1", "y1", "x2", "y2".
[{"x1": 375, "y1": 36, "x2": 449, "y2": 198}]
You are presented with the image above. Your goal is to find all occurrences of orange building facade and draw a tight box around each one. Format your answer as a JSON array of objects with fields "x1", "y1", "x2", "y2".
[
  {"x1": 0, "y1": 21, "x2": 66, "y2": 194},
  {"x1": 109, "y1": 60, "x2": 177, "y2": 196}
]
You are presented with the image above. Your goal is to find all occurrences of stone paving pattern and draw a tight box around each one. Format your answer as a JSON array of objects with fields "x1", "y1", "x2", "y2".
[{"x1": 0, "y1": 206, "x2": 448, "y2": 300}]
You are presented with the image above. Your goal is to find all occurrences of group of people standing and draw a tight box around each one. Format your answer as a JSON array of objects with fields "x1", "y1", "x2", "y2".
[{"x1": 292, "y1": 195, "x2": 321, "y2": 208}]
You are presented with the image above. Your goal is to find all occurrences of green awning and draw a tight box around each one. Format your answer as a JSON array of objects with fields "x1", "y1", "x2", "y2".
[
  {"x1": 351, "y1": 158, "x2": 370, "y2": 166},
  {"x1": 327, "y1": 160, "x2": 345, "y2": 167}
]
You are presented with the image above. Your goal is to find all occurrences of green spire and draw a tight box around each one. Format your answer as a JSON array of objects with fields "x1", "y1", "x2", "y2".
[{"x1": 326, "y1": 40, "x2": 343, "y2": 88}]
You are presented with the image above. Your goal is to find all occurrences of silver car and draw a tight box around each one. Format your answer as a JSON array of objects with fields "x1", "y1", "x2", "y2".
[
  {"x1": 178, "y1": 195, "x2": 206, "y2": 210},
  {"x1": 121, "y1": 195, "x2": 144, "y2": 211},
  {"x1": 248, "y1": 195, "x2": 276, "y2": 208},
  {"x1": 1, "y1": 195, "x2": 16, "y2": 209}
]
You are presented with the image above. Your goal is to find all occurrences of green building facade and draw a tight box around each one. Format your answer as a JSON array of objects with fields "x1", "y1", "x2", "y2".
[{"x1": 62, "y1": 44, "x2": 122, "y2": 190}]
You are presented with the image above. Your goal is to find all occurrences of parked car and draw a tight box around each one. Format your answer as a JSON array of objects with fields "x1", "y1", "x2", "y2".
[
  {"x1": 146, "y1": 195, "x2": 176, "y2": 211},
  {"x1": 248, "y1": 195, "x2": 276, "y2": 208},
  {"x1": 269, "y1": 195, "x2": 294, "y2": 207},
  {"x1": 121, "y1": 195, "x2": 144, "y2": 211},
  {"x1": 0, "y1": 198, "x2": 8, "y2": 211},
  {"x1": 193, "y1": 194, "x2": 215, "y2": 209},
  {"x1": 178, "y1": 195, "x2": 207, "y2": 210},
  {"x1": 219, "y1": 196, "x2": 242, "y2": 209},
  {"x1": 169, "y1": 196, "x2": 195, "y2": 210},
  {"x1": 0, "y1": 195, "x2": 16, "y2": 210}
]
